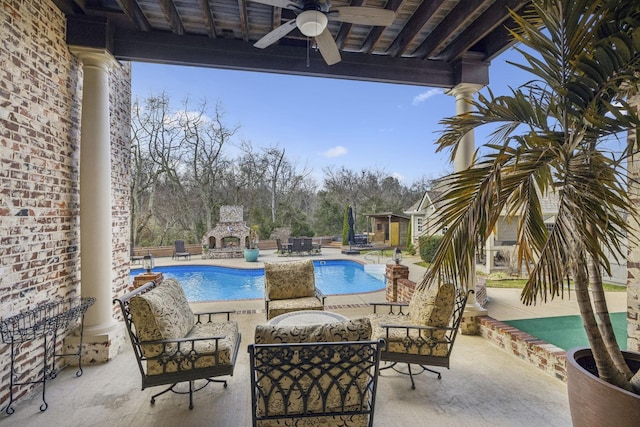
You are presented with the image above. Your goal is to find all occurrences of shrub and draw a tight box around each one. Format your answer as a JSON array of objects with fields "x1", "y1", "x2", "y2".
[{"x1": 418, "y1": 235, "x2": 442, "y2": 263}]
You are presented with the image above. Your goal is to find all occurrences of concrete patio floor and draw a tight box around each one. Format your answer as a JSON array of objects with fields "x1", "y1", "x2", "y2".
[{"x1": 2, "y1": 247, "x2": 625, "y2": 426}]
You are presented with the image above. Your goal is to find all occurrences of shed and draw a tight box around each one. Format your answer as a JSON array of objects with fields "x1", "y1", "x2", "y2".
[{"x1": 364, "y1": 212, "x2": 410, "y2": 248}]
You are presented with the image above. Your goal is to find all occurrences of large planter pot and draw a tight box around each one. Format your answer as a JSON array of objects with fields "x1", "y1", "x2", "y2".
[
  {"x1": 567, "y1": 347, "x2": 640, "y2": 427},
  {"x1": 244, "y1": 248, "x2": 259, "y2": 262}
]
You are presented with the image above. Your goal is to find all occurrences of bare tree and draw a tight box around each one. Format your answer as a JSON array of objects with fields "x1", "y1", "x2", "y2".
[
  {"x1": 177, "y1": 99, "x2": 238, "y2": 232},
  {"x1": 130, "y1": 93, "x2": 179, "y2": 245}
]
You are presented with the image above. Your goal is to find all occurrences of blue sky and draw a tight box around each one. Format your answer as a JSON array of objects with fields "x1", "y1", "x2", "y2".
[{"x1": 131, "y1": 47, "x2": 529, "y2": 186}]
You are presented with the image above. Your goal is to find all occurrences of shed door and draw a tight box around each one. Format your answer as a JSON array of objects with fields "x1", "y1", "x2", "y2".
[{"x1": 390, "y1": 222, "x2": 400, "y2": 246}]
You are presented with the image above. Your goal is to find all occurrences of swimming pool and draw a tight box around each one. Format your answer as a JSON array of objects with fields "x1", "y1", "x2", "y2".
[{"x1": 130, "y1": 260, "x2": 386, "y2": 301}]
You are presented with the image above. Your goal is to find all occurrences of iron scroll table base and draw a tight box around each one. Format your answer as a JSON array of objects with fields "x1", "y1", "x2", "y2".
[
  {"x1": 0, "y1": 297, "x2": 95, "y2": 415},
  {"x1": 379, "y1": 362, "x2": 442, "y2": 389}
]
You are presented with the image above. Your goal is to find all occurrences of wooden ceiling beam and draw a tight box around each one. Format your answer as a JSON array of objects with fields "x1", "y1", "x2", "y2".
[
  {"x1": 237, "y1": 0, "x2": 249, "y2": 42},
  {"x1": 360, "y1": 0, "x2": 404, "y2": 54},
  {"x1": 470, "y1": 15, "x2": 521, "y2": 61},
  {"x1": 51, "y1": 0, "x2": 85, "y2": 15},
  {"x1": 386, "y1": 0, "x2": 447, "y2": 57},
  {"x1": 199, "y1": 0, "x2": 218, "y2": 38},
  {"x1": 115, "y1": 0, "x2": 152, "y2": 31},
  {"x1": 335, "y1": 0, "x2": 364, "y2": 50},
  {"x1": 433, "y1": 0, "x2": 528, "y2": 61},
  {"x1": 111, "y1": 28, "x2": 458, "y2": 87},
  {"x1": 159, "y1": 0, "x2": 185, "y2": 35},
  {"x1": 412, "y1": 0, "x2": 490, "y2": 59},
  {"x1": 272, "y1": 7, "x2": 282, "y2": 33}
]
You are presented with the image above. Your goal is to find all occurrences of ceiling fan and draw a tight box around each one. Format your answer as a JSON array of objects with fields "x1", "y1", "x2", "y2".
[{"x1": 251, "y1": 0, "x2": 395, "y2": 65}]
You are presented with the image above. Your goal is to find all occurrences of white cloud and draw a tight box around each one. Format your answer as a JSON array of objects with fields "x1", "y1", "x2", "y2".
[
  {"x1": 321, "y1": 146, "x2": 348, "y2": 158},
  {"x1": 392, "y1": 171, "x2": 405, "y2": 182},
  {"x1": 412, "y1": 88, "x2": 444, "y2": 106}
]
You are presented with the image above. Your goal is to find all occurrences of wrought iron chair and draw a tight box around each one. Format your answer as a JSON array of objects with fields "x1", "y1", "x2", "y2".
[
  {"x1": 172, "y1": 239, "x2": 191, "y2": 260},
  {"x1": 263, "y1": 259, "x2": 325, "y2": 320},
  {"x1": 290, "y1": 237, "x2": 304, "y2": 254},
  {"x1": 114, "y1": 279, "x2": 241, "y2": 409},
  {"x1": 369, "y1": 283, "x2": 472, "y2": 389},
  {"x1": 249, "y1": 318, "x2": 384, "y2": 427},
  {"x1": 275, "y1": 238, "x2": 290, "y2": 256},
  {"x1": 301, "y1": 237, "x2": 314, "y2": 254}
]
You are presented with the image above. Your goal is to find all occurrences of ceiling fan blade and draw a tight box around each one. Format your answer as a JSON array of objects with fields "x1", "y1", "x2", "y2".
[
  {"x1": 254, "y1": 20, "x2": 298, "y2": 49},
  {"x1": 331, "y1": 7, "x2": 395, "y2": 26},
  {"x1": 248, "y1": 0, "x2": 299, "y2": 11},
  {"x1": 315, "y1": 28, "x2": 341, "y2": 65}
]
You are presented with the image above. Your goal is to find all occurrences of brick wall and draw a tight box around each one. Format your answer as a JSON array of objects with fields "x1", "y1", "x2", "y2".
[
  {"x1": 627, "y1": 90, "x2": 640, "y2": 353},
  {"x1": 477, "y1": 317, "x2": 568, "y2": 382},
  {"x1": 110, "y1": 60, "x2": 132, "y2": 303},
  {"x1": 0, "y1": 0, "x2": 131, "y2": 408}
]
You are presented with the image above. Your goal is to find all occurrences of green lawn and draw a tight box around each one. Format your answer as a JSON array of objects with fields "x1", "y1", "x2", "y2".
[
  {"x1": 412, "y1": 262, "x2": 626, "y2": 292},
  {"x1": 484, "y1": 277, "x2": 626, "y2": 292}
]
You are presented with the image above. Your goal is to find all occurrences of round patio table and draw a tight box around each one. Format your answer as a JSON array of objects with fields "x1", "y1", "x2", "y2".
[{"x1": 267, "y1": 310, "x2": 348, "y2": 327}]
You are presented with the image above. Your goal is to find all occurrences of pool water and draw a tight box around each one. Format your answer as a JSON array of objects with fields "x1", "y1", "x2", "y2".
[{"x1": 130, "y1": 260, "x2": 386, "y2": 301}]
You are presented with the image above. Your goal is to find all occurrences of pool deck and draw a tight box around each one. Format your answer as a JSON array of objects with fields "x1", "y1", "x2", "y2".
[
  {"x1": 0, "y1": 247, "x2": 627, "y2": 426},
  {"x1": 150, "y1": 246, "x2": 627, "y2": 321}
]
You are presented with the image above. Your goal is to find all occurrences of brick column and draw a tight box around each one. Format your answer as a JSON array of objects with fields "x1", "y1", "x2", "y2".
[
  {"x1": 385, "y1": 264, "x2": 409, "y2": 302},
  {"x1": 448, "y1": 83, "x2": 488, "y2": 332},
  {"x1": 69, "y1": 47, "x2": 120, "y2": 360}
]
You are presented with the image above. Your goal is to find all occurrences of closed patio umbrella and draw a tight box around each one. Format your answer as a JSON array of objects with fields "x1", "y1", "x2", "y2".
[{"x1": 347, "y1": 206, "x2": 355, "y2": 245}]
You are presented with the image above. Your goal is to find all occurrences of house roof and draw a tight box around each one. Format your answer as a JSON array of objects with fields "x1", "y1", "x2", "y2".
[
  {"x1": 404, "y1": 189, "x2": 441, "y2": 214},
  {"x1": 405, "y1": 187, "x2": 560, "y2": 217},
  {"x1": 55, "y1": 0, "x2": 531, "y2": 88},
  {"x1": 365, "y1": 212, "x2": 410, "y2": 220}
]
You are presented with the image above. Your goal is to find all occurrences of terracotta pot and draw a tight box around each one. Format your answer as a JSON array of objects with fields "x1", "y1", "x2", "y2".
[{"x1": 567, "y1": 347, "x2": 640, "y2": 427}]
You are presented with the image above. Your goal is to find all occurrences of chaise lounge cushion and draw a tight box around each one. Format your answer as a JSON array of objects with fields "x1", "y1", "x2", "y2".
[
  {"x1": 253, "y1": 318, "x2": 374, "y2": 426},
  {"x1": 369, "y1": 282, "x2": 456, "y2": 356},
  {"x1": 129, "y1": 278, "x2": 238, "y2": 375}
]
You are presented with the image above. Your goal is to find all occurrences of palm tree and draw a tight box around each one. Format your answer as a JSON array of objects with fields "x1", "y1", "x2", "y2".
[{"x1": 422, "y1": 0, "x2": 640, "y2": 392}]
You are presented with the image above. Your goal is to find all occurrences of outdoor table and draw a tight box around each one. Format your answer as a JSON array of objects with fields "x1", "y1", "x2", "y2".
[{"x1": 267, "y1": 310, "x2": 348, "y2": 327}]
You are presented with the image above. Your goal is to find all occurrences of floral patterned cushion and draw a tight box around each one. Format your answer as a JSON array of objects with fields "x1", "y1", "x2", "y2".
[
  {"x1": 253, "y1": 318, "x2": 374, "y2": 427},
  {"x1": 267, "y1": 297, "x2": 324, "y2": 320},
  {"x1": 255, "y1": 317, "x2": 372, "y2": 344},
  {"x1": 257, "y1": 413, "x2": 369, "y2": 427},
  {"x1": 146, "y1": 320, "x2": 239, "y2": 375},
  {"x1": 369, "y1": 313, "x2": 448, "y2": 356},
  {"x1": 408, "y1": 282, "x2": 456, "y2": 327},
  {"x1": 264, "y1": 259, "x2": 316, "y2": 300},
  {"x1": 368, "y1": 283, "x2": 456, "y2": 357},
  {"x1": 129, "y1": 278, "x2": 238, "y2": 375},
  {"x1": 129, "y1": 278, "x2": 194, "y2": 344}
]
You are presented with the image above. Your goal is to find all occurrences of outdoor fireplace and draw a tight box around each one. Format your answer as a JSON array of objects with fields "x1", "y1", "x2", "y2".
[{"x1": 202, "y1": 206, "x2": 250, "y2": 259}]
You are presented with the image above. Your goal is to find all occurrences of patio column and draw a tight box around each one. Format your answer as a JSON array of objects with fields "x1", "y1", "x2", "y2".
[
  {"x1": 69, "y1": 47, "x2": 119, "y2": 359},
  {"x1": 448, "y1": 83, "x2": 488, "y2": 330},
  {"x1": 627, "y1": 90, "x2": 640, "y2": 352}
]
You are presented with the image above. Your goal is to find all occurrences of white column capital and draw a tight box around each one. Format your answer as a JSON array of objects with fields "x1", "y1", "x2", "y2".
[
  {"x1": 446, "y1": 83, "x2": 485, "y2": 100},
  {"x1": 69, "y1": 46, "x2": 118, "y2": 70}
]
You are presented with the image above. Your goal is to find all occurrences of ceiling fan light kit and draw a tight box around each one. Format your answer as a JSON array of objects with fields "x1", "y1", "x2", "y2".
[
  {"x1": 252, "y1": 0, "x2": 395, "y2": 65},
  {"x1": 296, "y1": 10, "x2": 328, "y2": 37}
]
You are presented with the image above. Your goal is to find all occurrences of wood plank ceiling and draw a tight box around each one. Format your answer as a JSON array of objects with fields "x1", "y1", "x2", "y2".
[{"x1": 54, "y1": 0, "x2": 530, "y2": 87}]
